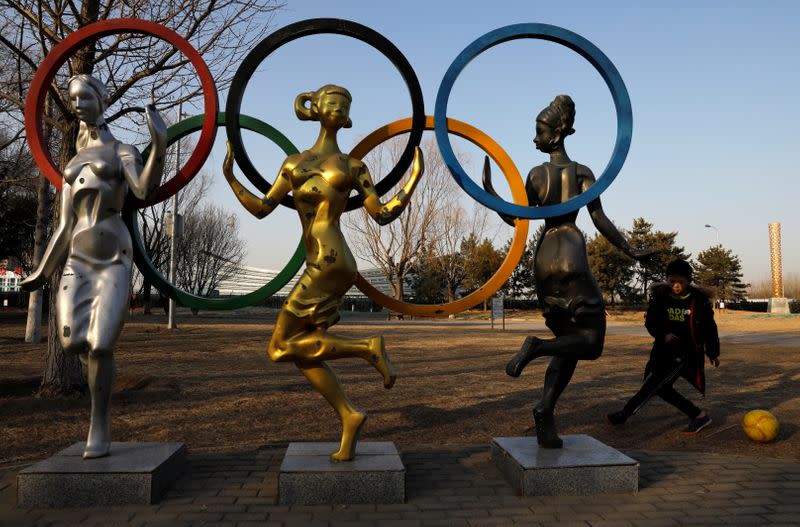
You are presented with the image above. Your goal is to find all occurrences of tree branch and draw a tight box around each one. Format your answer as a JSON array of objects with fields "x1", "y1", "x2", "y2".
[
  {"x1": 105, "y1": 105, "x2": 144, "y2": 123},
  {"x1": 7, "y1": 2, "x2": 60, "y2": 44}
]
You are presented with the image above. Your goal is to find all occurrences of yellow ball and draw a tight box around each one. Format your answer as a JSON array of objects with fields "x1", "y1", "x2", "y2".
[{"x1": 742, "y1": 410, "x2": 780, "y2": 443}]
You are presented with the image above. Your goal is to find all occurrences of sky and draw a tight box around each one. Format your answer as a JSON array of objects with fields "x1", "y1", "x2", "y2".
[{"x1": 169, "y1": 0, "x2": 799, "y2": 285}]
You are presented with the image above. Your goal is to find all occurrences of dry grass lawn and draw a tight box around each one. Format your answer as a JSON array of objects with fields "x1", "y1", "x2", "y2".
[{"x1": 1, "y1": 309, "x2": 798, "y2": 465}]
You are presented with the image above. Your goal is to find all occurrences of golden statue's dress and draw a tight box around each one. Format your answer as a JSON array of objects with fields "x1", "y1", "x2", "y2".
[
  {"x1": 282, "y1": 155, "x2": 362, "y2": 330},
  {"x1": 223, "y1": 85, "x2": 423, "y2": 461}
]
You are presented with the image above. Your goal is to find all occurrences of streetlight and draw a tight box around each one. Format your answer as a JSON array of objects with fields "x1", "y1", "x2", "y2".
[
  {"x1": 704, "y1": 224, "x2": 724, "y2": 309},
  {"x1": 704, "y1": 224, "x2": 719, "y2": 244},
  {"x1": 167, "y1": 102, "x2": 184, "y2": 330}
]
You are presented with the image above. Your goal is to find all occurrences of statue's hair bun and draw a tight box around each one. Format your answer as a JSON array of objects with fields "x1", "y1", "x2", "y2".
[{"x1": 538, "y1": 94, "x2": 576, "y2": 136}]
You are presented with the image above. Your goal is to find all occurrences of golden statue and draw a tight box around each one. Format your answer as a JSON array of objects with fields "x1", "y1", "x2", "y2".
[{"x1": 223, "y1": 85, "x2": 423, "y2": 461}]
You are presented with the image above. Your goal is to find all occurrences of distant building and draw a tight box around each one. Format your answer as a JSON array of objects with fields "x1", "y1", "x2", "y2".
[
  {"x1": 0, "y1": 259, "x2": 24, "y2": 293},
  {"x1": 0, "y1": 257, "x2": 22, "y2": 268},
  {"x1": 216, "y1": 265, "x2": 399, "y2": 298}
]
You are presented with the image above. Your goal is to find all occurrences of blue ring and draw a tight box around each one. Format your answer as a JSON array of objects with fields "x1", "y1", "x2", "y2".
[{"x1": 434, "y1": 23, "x2": 632, "y2": 219}]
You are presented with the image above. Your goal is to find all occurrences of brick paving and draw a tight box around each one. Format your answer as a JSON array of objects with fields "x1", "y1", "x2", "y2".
[{"x1": 1, "y1": 445, "x2": 798, "y2": 526}]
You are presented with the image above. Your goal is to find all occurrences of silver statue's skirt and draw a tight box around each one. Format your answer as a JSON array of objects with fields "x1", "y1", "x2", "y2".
[{"x1": 58, "y1": 251, "x2": 131, "y2": 354}]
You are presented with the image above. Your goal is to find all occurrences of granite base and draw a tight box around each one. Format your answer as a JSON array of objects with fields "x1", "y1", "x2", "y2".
[
  {"x1": 279, "y1": 442, "x2": 405, "y2": 505},
  {"x1": 18, "y1": 442, "x2": 186, "y2": 507},
  {"x1": 491, "y1": 435, "x2": 638, "y2": 496}
]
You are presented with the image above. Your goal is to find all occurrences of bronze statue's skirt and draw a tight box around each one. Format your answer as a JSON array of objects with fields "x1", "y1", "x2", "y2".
[{"x1": 535, "y1": 222, "x2": 604, "y2": 321}]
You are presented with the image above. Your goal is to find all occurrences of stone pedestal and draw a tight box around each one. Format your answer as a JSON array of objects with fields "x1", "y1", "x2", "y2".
[
  {"x1": 279, "y1": 442, "x2": 404, "y2": 505},
  {"x1": 18, "y1": 442, "x2": 186, "y2": 507},
  {"x1": 491, "y1": 435, "x2": 638, "y2": 496},
  {"x1": 768, "y1": 297, "x2": 791, "y2": 314}
]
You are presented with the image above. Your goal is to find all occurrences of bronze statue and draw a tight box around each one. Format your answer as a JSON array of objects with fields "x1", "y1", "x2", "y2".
[
  {"x1": 484, "y1": 95, "x2": 651, "y2": 448},
  {"x1": 223, "y1": 84, "x2": 423, "y2": 461},
  {"x1": 20, "y1": 74, "x2": 167, "y2": 458}
]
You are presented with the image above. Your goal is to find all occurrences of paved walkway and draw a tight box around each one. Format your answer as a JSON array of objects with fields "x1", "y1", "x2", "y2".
[{"x1": 1, "y1": 444, "x2": 798, "y2": 526}]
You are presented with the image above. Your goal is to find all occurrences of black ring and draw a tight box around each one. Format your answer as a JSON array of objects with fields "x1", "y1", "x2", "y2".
[{"x1": 225, "y1": 18, "x2": 425, "y2": 211}]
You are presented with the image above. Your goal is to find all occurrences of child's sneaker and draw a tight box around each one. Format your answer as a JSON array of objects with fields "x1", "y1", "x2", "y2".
[
  {"x1": 605, "y1": 410, "x2": 628, "y2": 426},
  {"x1": 682, "y1": 411, "x2": 712, "y2": 435}
]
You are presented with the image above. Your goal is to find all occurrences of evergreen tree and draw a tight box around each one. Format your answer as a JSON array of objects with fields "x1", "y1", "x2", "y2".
[
  {"x1": 0, "y1": 133, "x2": 38, "y2": 269},
  {"x1": 587, "y1": 233, "x2": 635, "y2": 305},
  {"x1": 462, "y1": 235, "x2": 503, "y2": 309},
  {"x1": 502, "y1": 237, "x2": 536, "y2": 299},
  {"x1": 409, "y1": 244, "x2": 448, "y2": 304},
  {"x1": 502, "y1": 224, "x2": 544, "y2": 299},
  {"x1": 695, "y1": 245, "x2": 749, "y2": 302},
  {"x1": 628, "y1": 218, "x2": 689, "y2": 298}
]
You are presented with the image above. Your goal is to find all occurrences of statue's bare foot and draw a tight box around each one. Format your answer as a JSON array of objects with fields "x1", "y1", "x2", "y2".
[
  {"x1": 83, "y1": 422, "x2": 111, "y2": 459},
  {"x1": 506, "y1": 336, "x2": 544, "y2": 377},
  {"x1": 369, "y1": 336, "x2": 396, "y2": 389},
  {"x1": 533, "y1": 407, "x2": 563, "y2": 449},
  {"x1": 330, "y1": 411, "x2": 367, "y2": 462}
]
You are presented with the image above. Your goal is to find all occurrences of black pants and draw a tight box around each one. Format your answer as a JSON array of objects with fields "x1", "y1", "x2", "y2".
[{"x1": 623, "y1": 363, "x2": 702, "y2": 419}]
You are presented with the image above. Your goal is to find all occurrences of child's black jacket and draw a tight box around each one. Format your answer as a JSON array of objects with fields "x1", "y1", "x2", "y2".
[{"x1": 644, "y1": 283, "x2": 720, "y2": 394}]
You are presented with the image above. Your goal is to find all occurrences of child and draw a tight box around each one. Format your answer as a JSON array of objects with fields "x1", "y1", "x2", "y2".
[{"x1": 606, "y1": 259, "x2": 720, "y2": 434}]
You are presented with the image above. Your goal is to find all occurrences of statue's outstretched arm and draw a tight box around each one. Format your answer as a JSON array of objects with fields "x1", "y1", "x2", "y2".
[
  {"x1": 582, "y1": 168, "x2": 654, "y2": 261},
  {"x1": 20, "y1": 182, "x2": 75, "y2": 291},
  {"x1": 356, "y1": 146, "x2": 424, "y2": 226},
  {"x1": 222, "y1": 141, "x2": 291, "y2": 219},
  {"x1": 481, "y1": 155, "x2": 516, "y2": 227},
  {"x1": 121, "y1": 103, "x2": 167, "y2": 200}
]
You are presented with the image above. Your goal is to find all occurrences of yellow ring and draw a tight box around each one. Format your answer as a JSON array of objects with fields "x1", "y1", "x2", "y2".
[{"x1": 350, "y1": 116, "x2": 529, "y2": 316}]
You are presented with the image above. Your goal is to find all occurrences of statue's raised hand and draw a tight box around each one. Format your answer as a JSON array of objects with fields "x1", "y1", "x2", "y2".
[
  {"x1": 481, "y1": 156, "x2": 515, "y2": 227},
  {"x1": 144, "y1": 99, "x2": 167, "y2": 146}
]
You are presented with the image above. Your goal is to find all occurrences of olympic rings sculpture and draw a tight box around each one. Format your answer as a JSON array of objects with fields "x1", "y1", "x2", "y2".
[
  {"x1": 434, "y1": 23, "x2": 632, "y2": 219},
  {"x1": 351, "y1": 116, "x2": 529, "y2": 316},
  {"x1": 224, "y1": 18, "x2": 426, "y2": 212},
  {"x1": 122, "y1": 113, "x2": 306, "y2": 310},
  {"x1": 26, "y1": 18, "x2": 632, "y2": 314}
]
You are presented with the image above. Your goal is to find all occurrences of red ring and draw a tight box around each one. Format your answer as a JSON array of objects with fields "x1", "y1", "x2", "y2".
[{"x1": 24, "y1": 18, "x2": 218, "y2": 207}]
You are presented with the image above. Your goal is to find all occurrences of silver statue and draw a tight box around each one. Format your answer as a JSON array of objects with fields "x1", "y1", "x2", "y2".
[{"x1": 21, "y1": 74, "x2": 167, "y2": 459}]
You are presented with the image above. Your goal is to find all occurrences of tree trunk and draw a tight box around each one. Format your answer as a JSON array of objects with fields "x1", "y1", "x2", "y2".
[
  {"x1": 38, "y1": 0, "x2": 101, "y2": 396},
  {"x1": 40, "y1": 119, "x2": 85, "y2": 397},
  {"x1": 143, "y1": 279, "x2": 152, "y2": 315},
  {"x1": 39, "y1": 180, "x2": 85, "y2": 397},
  {"x1": 394, "y1": 276, "x2": 404, "y2": 301},
  {"x1": 40, "y1": 270, "x2": 85, "y2": 397},
  {"x1": 25, "y1": 98, "x2": 53, "y2": 343},
  {"x1": 25, "y1": 174, "x2": 51, "y2": 343}
]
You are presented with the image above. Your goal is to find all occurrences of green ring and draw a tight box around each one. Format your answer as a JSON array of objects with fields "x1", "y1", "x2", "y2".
[{"x1": 124, "y1": 112, "x2": 305, "y2": 310}]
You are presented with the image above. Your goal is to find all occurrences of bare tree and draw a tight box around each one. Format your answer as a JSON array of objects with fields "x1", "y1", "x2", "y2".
[
  {"x1": 175, "y1": 204, "x2": 246, "y2": 297},
  {"x1": 749, "y1": 272, "x2": 800, "y2": 299},
  {"x1": 343, "y1": 138, "x2": 455, "y2": 300},
  {"x1": 427, "y1": 204, "x2": 491, "y2": 303},
  {"x1": 0, "y1": 0, "x2": 284, "y2": 396},
  {"x1": 0, "y1": 21, "x2": 50, "y2": 341},
  {"x1": 131, "y1": 166, "x2": 244, "y2": 305},
  {"x1": 132, "y1": 134, "x2": 209, "y2": 314}
]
